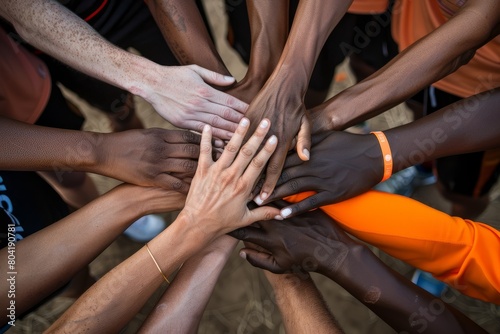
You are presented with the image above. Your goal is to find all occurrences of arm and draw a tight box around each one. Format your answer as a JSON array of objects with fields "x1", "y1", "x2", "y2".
[
  {"x1": 233, "y1": 208, "x2": 487, "y2": 333},
  {"x1": 0, "y1": 116, "x2": 205, "y2": 193},
  {"x1": 145, "y1": 0, "x2": 230, "y2": 75},
  {"x1": 264, "y1": 87, "x2": 500, "y2": 217},
  {"x1": 310, "y1": 0, "x2": 500, "y2": 132},
  {"x1": 284, "y1": 190, "x2": 500, "y2": 304},
  {"x1": 0, "y1": 184, "x2": 185, "y2": 324},
  {"x1": 0, "y1": 0, "x2": 248, "y2": 140},
  {"x1": 246, "y1": 0, "x2": 354, "y2": 200},
  {"x1": 264, "y1": 271, "x2": 344, "y2": 334},
  {"x1": 47, "y1": 119, "x2": 280, "y2": 332},
  {"x1": 139, "y1": 235, "x2": 237, "y2": 333},
  {"x1": 227, "y1": 0, "x2": 290, "y2": 103}
]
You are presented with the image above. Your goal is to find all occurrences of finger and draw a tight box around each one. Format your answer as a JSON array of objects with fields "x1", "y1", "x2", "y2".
[
  {"x1": 190, "y1": 65, "x2": 249, "y2": 113},
  {"x1": 190, "y1": 64, "x2": 236, "y2": 87},
  {"x1": 229, "y1": 226, "x2": 275, "y2": 250},
  {"x1": 241, "y1": 134, "x2": 278, "y2": 187},
  {"x1": 198, "y1": 125, "x2": 214, "y2": 170},
  {"x1": 264, "y1": 176, "x2": 321, "y2": 204},
  {"x1": 217, "y1": 118, "x2": 250, "y2": 168},
  {"x1": 296, "y1": 116, "x2": 311, "y2": 161},
  {"x1": 180, "y1": 119, "x2": 234, "y2": 140},
  {"x1": 191, "y1": 109, "x2": 242, "y2": 132},
  {"x1": 278, "y1": 192, "x2": 334, "y2": 219},
  {"x1": 239, "y1": 248, "x2": 284, "y2": 273},
  {"x1": 154, "y1": 173, "x2": 191, "y2": 194},
  {"x1": 165, "y1": 130, "x2": 201, "y2": 144},
  {"x1": 163, "y1": 145, "x2": 200, "y2": 159},
  {"x1": 200, "y1": 101, "x2": 245, "y2": 123},
  {"x1": 160, "y1": 158, "x2": 197, "y2": 174},
  {"x1": 258, "y1": 147, "x2": 287, "y2": 203},
  {"x1": 247, "y1": 206, "x2": 281, "y2": 226},
  {"x1": 231, "y1": 119, "x2": 271, "y2": 175}
]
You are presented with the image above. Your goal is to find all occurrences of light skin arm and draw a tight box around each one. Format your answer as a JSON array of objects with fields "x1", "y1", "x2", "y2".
[
  {"x1": 310, "y1": 0, "x2": 500, "y2": 132},
  {"x1": 0, "y1": 184, "x2": 185, "y2": 324},
  {"x1": 145, "y1": 0, "x2": 230, "y2": 75},
  {"x1": 233, "y1": 207, "x2": 486, "y2": 333},
  {"x1": 0, "y1": 116, "x2": 206, "y2": 193},
  {"x1": 47, "y1": 119, "x2": 280, "y2": 333},
  {"x1": 139, "y1": 235, "x2": 237, "y2": 333},
  {"x1": 264, "y1": 271, "x2": 344, "y2": 334},
  {"x1": 246, "y1": 0, "x2": 354, "y2": 201},
  {"x1": 264, "y1": 87, "x2": 500, "y2": 218},
  {"x1": 0, "y1": 0, "x2": 248, "y2": 140}
]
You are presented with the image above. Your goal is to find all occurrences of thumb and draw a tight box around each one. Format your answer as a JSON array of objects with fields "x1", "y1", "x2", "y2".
[
  {"x1": 296, "y1": 115, "x2": 311, "y2": 161},
  {"x1": 190, "y1": 65, "x2": 235, "y2": 87},
  {"x1": 239, "y1": 248, "x2": 283, "y2": 273}
]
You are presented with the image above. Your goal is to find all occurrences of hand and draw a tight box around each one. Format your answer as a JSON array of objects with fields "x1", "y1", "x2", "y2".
[
  {"x1": 142, "y1": 65, "x2": 249, "y2": 140},
  {"x1": 178, "y1": 118, "x2": 281, "y2": 239},
  {"x1": 231, "y1": 202, "x2": 354, "y2": 277},
  {"x1": 98, "y1": 129, "x2": 205, "y2": 194},
  {"x1": 245, "y1": 88, "x2": 311, "y2": 203},
  {"x1": 261, "y1": 131, "x2": 383, "y2": 218}
]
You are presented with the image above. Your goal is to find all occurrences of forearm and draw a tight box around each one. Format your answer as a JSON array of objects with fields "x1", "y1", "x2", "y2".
[
  {"x1": 316, "y1": 0, "x2": 500, "y2": 130},
  {"x1": 245, "y1": 0, "x2": 288, "y2": 84},
  {"x1": 267, "y1": 0, "x2": 353, "y2": 95},
  {"x1": 386, "y1": 88, "x2": 500, "y2": 171},
  {"x1": 321, "y1": 245, "x2": 486, "y2": 333},
  {"x1": 1, "y1": 0, "x2": 162, "y2": 100},
  {"x1": 0, "y1": 185, "x2": 168, "y2": 320},
  {"x1": 48, "y1": 214, "x2": 208, "y2": 333},
  {"x1": 145, "y1": 0, "x2": 229, "y2": 74},
  {"x1": 265, "y1": 272, "x2": 343, "y2": 334},
  {"x1": 0, "y1": 117, "x2": 100, "y2": 172},
  {"x1": 139, "y1": 235, "x2": 237, "y2": 333}
]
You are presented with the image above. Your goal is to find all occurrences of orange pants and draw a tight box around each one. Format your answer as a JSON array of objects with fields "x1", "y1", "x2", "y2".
[{"x1": 286, "y1": 191, "x2": 500, "y2": 304}]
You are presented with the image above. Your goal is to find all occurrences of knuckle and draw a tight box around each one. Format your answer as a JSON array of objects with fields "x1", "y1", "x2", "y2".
[
  {"x1": 183, "y1": 144, "x2": 198, "y2": 157},
  {"x1": 200, "y1": 143, "x2": 212, "y2": 155},
  {"x1": 171, "y1": 179, "x2": 184, "y2": 190},
  {"x1": 241, "y1": 146, "x2": 254, "y2": 158},
  {"x1": 279, "y1": 171, "x2": 290, "y2": 183},
  {"x1": 267, "y1": 162, "x2": 282, "y2": 174},
  {"x1": 182, "y1": 130, "x2": 198, "y2": 143},
  {"x1": 251, "y1": 156, "x2": 265, "y2": 169},
  {"x1": 196, "y1": 86, "x2": 211, "y2": 98},
  {"x1": 225, "y1": 143, "x2": 239, "y2": 153},
  {"x1": 210, "y1": 115, "x2": 221, "y2": 127},
  {"x1": 223, "y1": 108, "x2": 236, "y2": 120},
  {"x1": 182, "y1": 160, "x2": 197, "y2": 171},
  {"x1": 290, "y1": 179, "x2": 300, "y2": 192}
]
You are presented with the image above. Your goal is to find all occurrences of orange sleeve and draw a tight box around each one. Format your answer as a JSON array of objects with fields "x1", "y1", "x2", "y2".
[{"x1": 285, "y1": 191, "x2": 500, "y2": 304}]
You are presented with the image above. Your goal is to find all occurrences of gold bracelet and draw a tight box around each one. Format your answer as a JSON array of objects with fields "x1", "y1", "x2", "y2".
[{"x1": 146, "y1": 243, "x2": 170, "y2": 284}]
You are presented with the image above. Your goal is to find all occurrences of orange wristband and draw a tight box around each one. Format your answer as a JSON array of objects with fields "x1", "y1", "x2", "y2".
[{"x1": 371, "y1": 131, "x2": 393, "y2": 182}]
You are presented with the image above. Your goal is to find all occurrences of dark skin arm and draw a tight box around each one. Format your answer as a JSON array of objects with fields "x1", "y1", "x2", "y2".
[
  {"x1": 264, "y1": 271, "x2": 344, "y2": 334},
  {"x1": 231, "y1": 206, "x2": 486, "y2": 333},
  {"x1": 227, "y1": 0, "x2": 289, "y2": 103},
  {"x1": 0, "y1": 116, "x2": 204, "y2": 193},
  {"x1": 263, "y1": 87, "x2": 500, "y2": 218},
  {"x1": 309, "y1": 0, "x2": 500, "y2": 132},
  {"x1": 246, "y1": 0, "x2": 354, "y2": 203}
]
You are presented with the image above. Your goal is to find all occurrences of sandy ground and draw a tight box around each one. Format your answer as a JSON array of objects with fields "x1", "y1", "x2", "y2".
[{"x1": 9, "y1": 0, "x2": 500, "y2": 333}]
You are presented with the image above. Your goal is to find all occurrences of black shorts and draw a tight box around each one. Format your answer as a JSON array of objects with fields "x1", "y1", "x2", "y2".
[{"x1": 423, "y1": 87, "x2": 500, "y2": 197}]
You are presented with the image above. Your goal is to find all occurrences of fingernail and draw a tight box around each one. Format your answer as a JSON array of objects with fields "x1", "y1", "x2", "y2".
[
  {"x1": 224, "y1": 75, "x2": 235, "y2": 82},
  {"x1": 239, "y1": 251, "x2": 247, "y2": 259},
  {"x1": 302, "y1": 148, "x2": 310, "y2": 160},
  {"x1": 259, "y1": 119, "x2": 269, "y2": 128},
  {"x1": 253, "y1": 194, "x2": 263, "y2": 206},
  {"x1": 274, "y1": 215, "x2": 284, "y2": 221},
  {"x1": 260, "y1": 192, "x2": 268, "y2": 200},
  {"x1": 240, "y1": 118, "x2": 249, "y2": 127},
  {"x1": 268, "y1": 135, "x2": 277, "y2": 145},
  {"x1": 281, "y1": 208, "x2": 292, "y2": 218},
  {"x1": 215, "y1": 139, "x2": 224, "y2": 147},
  {"x1": 203, "y1": 124, "x2": 210, "y2": 133}
]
